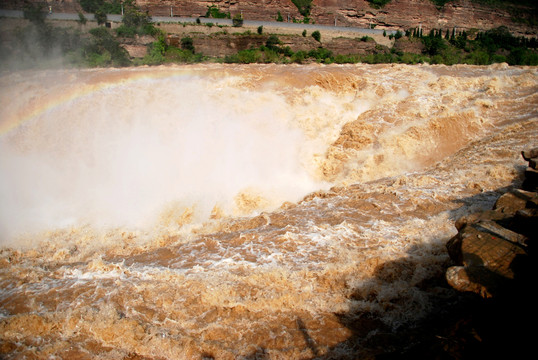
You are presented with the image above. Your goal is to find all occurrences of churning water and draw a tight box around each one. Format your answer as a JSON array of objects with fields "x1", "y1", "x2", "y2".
[{"x1": 0, "y1": 64, "x2": 537, "y2": 359}]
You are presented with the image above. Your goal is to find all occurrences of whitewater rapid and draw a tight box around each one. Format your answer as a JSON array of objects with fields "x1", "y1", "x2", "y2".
[{"x1": 0, "y1": 63, "x2": 537, "y2": 359}]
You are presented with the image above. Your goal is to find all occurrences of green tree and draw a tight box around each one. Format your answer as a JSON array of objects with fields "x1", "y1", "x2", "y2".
[
  {"x1": 206, "y1": 5, "x2": 230, "y2": 19},
  {"x1": 78, "y1": 12, "x2": 87, "y2": 25},
  {"x1": 291, "y1": 0, "x2": 313, "y2": 17},
  {"x1": 311, "y1": 30, "x2": 321, "y2": 42},
  {"x1": 79, "y1": 0, "x2": 122, "y2": 14},
  {"x1": 257, "y1": 25, "x2": 263, "y2": 35},
  {"x1": 265, "y1": 34, "x2": 281, "y2": 50},
  {"x1": 422, "y1": 36, "x2": 446, "y2": 56},
  {"x1": 94, "y1": 9, "x2": 107, "y2": 25},
  {"x1": 276, "y1": 11, "x2": 283, "y2": 22},
  {"x1": 181, "y1": 37, "x2": 195, "y2": 52},
  {"x1": 23, "y1": 3, "x2": 47, "y2": 24},
  {"x1": 85, "y1": 27, "x2": 130, "y2": 66}
]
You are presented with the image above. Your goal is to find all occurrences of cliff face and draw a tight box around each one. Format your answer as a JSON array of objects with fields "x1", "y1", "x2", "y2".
[
  {"x1": 137, "y1": 0, "x2": 536, "y2": 35},
  {"x1": 4, "y1": 0, "x2": 537, "y2": 35}
]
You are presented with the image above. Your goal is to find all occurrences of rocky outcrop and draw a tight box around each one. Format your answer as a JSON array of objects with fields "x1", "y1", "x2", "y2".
[
  {"x1": 4, "y1": 1, "x2": 536, "y2": 36},
  {"x1": 446, "y1": 148, "x2": 537, "y2": 298},
  {"x1": 165, "y1": 32, "x2": 382, "y2": 57}
]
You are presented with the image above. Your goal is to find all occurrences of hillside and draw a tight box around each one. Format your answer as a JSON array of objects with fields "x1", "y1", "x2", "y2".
[{"x1": 2, "y1": 0, "x2": 537, "y2": 35}]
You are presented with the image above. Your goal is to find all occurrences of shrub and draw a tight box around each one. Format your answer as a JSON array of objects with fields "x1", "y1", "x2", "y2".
[
  {"x1": 291, "y1": 50, "x2": 307, "y2": 63},
  {"x1": 85, "y1": 27, "x2": 130, "y2": 67},
  {"x1": 265, "y1": 34, "x2": 281, "y2": 50},
  {"x1": 257, "y1": 26, "x2": 263, "y2": 35},
  {"x1": 302, "y1": 29, "x2": 307, "y2": 37},
  {"x1": 115, "y1": 24, "x2": 137, "y2": 37},
  {"x1": 276, "y1": 11, "x2": 283, "y2": 22},
  {"x1": 181, "y1": 37, "x2": 195, "y2": 52},
  {"x1": 143, "y1": 37, "x2": 166, "y2": 65},
  {"x1": 422, "y1": 36, "x2": 446, "y2": 56},
  {"x1": 94, "y1": 9, "x2": 107, "y2": 25},
  {"x1": 225, "y1": 49, "x2": 262, "y2": 63},
  {"x1": 262, "y1": 48, "x2": 281, "y2": 63},
  {"x1": 291, "y1": 0, "x2": 313, "y2": 17},
  {"x1": 311, "y1": 30, "x2": 321, "y2": 42},
  {"x1": 366, "y1": 0, "x2": 392, "y2": 8},
  {"x1": 308, "y1": 47, "x2": 332, "y2": 61},
  {"x1": 334, "y1": 54, "x2": 359, "y2": 64},
  {"x1": 78, "y1": 12, "x2": 87, "y2": 25},
  {"x1": 162, "y1": 47, "x2": 203, "y2": 64},
  {"x1": 206, "y1": 5, "x2": 230, "y2": 19},
  {"x1": 465, "y1": 50, "x2": 490, "y2": 65},
  {"x1": 79, "y1": 0, "x2": 122, "y2": 14},
  {"x1": 23, "y1": 3, "x2": 47, "y2": 24}
]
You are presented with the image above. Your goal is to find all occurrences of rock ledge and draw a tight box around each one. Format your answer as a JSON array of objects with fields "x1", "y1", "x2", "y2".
[{"x1": 446, "y1": 148, "x2": 537, "y2": 298}]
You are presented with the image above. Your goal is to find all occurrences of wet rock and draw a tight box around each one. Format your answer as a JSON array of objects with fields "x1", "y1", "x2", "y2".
[
  {"x1": 521, "y1": 147, "x2": 538, "y2": 161},
  {"x1": 446, "y1": 222, "x2": 528, "y2": 295},
  {"x1": 445, "y1": 265, "x2": 508, "y2": 298},
  {"x1": 446, "y1": 148, "x2": 537, "y2": 298},
  {"x1": 493, "y1": 189, "x2": 536, "y2": 215}
]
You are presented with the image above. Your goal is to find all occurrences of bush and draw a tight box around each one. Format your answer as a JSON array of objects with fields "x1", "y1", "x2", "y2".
[
  {"x1": 334, "y1": 54, "x2": 359, "y2": 64},
  {"x1": 122, "y1": 5, "x2": 150, "y2": 29},
  {"x1": 225, "y1": 49, "x2": 262, "y2": 63},
  {"x1": 291, "y1": 0, "x2": 313, "y2": 17},
  {"x1": 367, "y1": 0, "x2": 392, "y2": 9},
  {"x1": 265, "y1": 34, "x2": 281, "y2": 50},
  {"x1": 311, "y1": 30, "x2": 321, "y2": 42},
  {"x1": 181, "y1": 37, "x2": 195, "y2": 52},
  {"x1": 23, "y1": 3, "x2": 47, "y2": 24},
  {"x1": 206, "y1": 5, "x2": 230, "y2": 19},
  {"x1": 162, "y1": 47, "x2": 203, "y2": 64},
  {"x1": 257, "y1": 26, "x2": 263, "y2": 35},
  {"x1": 115, "y1": 25, "x2": 137, "y2": 37},
  {"x1": 291, "y1": 50, "x2": 307, "y2": 63},
  {"x1": 308, "y1": 47, "x2": 332, "y2": 61},
  {"x1": 466, "y1": 50, "x2": 490, "y2": 65},
  {"x1": 143, "y1": 37, "x2": 166, "y2": 65},
  {"x1": 79, "y1": 0, "x2": 122, "y2": 14},
  {"x1": 94, "y1": 9, "x2": 107, "y2": 25},
  {"x1": 422, "y1": 36, "x2": 446, "y2": 56},
  {"x1": 78, "y1": 12, "x2": 87, "y2": 25},
  {"x1": 85, "y1": 27, "x2": 130, "y2": 67}
]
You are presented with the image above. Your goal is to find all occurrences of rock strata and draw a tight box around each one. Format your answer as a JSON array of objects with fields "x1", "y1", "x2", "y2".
[
  {"x1": 446, "y1": 148, "x2": 537, "y2": 298},
  {"x1": 3, "y1": 0, "x2": 537, "y2": 36}
]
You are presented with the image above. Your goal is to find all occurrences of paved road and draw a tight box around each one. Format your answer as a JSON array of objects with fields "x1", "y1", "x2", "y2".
[{"x1": 0, "y1": 9, "x2": 396, "y2": 36}]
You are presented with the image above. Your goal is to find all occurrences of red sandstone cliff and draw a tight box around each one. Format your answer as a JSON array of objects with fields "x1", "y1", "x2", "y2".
[
  {"x1": 3, "y1": 0, "x2": 537, "y2": 35},
  {"x1": 133, "y1": 0, "x2": 538, "y2": 35}
]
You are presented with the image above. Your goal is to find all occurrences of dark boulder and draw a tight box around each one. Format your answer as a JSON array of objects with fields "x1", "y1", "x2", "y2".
[{"x1": 446, "y1": 147, "x2": 537, "y2": 298}]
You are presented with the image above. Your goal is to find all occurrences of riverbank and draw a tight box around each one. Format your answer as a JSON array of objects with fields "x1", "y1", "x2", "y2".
[{"x1": 1, "y1": 6, "x2": 538, "y2": 70}]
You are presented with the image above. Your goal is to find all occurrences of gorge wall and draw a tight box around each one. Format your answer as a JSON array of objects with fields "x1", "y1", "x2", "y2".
[{"x1": 3, "y1": 0, "x2": 537, "y2": 35}]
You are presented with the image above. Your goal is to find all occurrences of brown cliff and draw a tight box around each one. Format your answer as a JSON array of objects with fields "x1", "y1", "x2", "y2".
[
  {"x1": 141, "y1": 0, "x2": 538, "y2": 35},
  {"x1": 4, "y1": 1, "x2": 537, "y2": 36}
]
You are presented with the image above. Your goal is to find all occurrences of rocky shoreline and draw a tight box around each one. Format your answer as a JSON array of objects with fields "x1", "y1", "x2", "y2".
[
  {"x1": 446, "y1": 148, "x2": 537, "y2": 298},
  {"x1": 364, "y1": 148, "x2": 538, "y2": 359}
]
